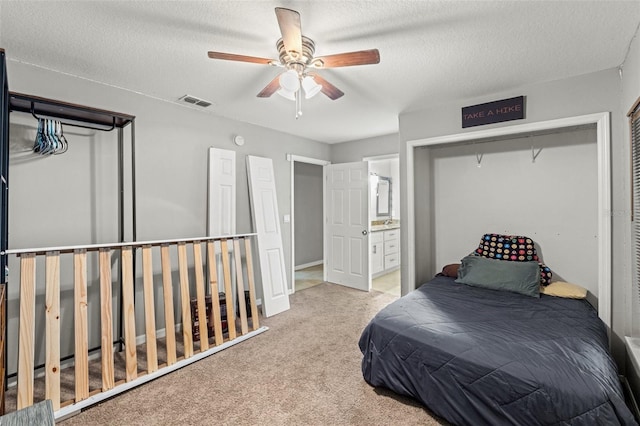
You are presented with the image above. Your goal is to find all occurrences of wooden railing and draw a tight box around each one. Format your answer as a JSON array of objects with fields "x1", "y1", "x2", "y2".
[{"x1": 3, "y1": 234, "x2": 266, "y2": 420}]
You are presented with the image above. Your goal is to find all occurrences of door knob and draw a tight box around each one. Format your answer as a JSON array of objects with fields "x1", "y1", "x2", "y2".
[{"x1": 362, "y1": 230, "x2": 368, "y2": 236}]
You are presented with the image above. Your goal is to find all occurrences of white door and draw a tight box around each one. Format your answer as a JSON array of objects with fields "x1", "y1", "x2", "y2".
[
  {"x1": 208, "y1": 148, "x2": 236, "y2": 295},
  {"x1": 325, "y1": 161, "x2": 370, "y2": 291},
  {"x1": 247, "y1": 155, "x2": 290, "y2": 317},
  {"x1": 208, "y1": 148, "x2": 236, "y2": 236}
]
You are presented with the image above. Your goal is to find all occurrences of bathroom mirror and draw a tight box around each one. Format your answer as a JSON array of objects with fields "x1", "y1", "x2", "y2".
[{"x1": 376, "y1": 176, "x2": 391, "y2": 217}]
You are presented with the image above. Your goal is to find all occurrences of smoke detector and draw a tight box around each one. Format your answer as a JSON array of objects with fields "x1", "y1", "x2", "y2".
[{"x1": 178, "y1": 94, "x2": 213, "y2": 108}]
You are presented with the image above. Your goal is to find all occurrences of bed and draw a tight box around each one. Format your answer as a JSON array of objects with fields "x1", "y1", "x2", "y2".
[{"x1": 359, "y1": 275, "x2": 637, "y2": 425}]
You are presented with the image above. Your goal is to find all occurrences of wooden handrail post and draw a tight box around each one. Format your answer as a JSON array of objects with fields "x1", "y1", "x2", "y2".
[
  {"x1": 206, "y1": 242, "x2": 224, "y2": 346},
  {"x1": 177, "y1": 242, "x2": 193, "y2": 358},
  {"x1": 160, "y1": 245, "x2": 177, "y2": 365},
  {"x1": 121, "y1": 247, "x2": 138, "y2": 381},
  {"x1": 99, "y1": 249, "x2": 115, "y2": 391},
  {"x1": 45, "y1": 251, "x2": 61, "y2": 409},
  {"x1": 142, "y1": 246, "x2": 158, "y2": 372},
  {"x1": 74, "y1": 250, "x2": 89, "y2": 402},
  {"x1": 17, "y1": 253, "x2": 36, "y2": 409}
]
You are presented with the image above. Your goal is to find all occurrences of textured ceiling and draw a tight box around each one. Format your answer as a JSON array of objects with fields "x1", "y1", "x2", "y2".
[{"x1": 1, "y1": 1, "x2": 639, "y2": 143}]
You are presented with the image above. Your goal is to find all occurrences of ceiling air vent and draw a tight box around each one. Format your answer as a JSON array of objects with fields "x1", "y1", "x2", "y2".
[{"x1": 178, "y1": 94, "x2": 213, "y2": 108}]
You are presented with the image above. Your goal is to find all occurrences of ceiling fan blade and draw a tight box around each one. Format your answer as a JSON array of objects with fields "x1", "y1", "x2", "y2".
[
  {"x1": 257, "y1": 74, "x2": 282, "y2": 98},
  {"x1": 308, "y1": 73, "x2": 344, "y2": 100},
  {"x1": 312, "y1": 49, "x2": 380, "y2": 68},
  {"x1": 208, "y1": 51, "x2": 274, "y2": 65},
  {"x1": 275, "y1": 7, "x2": 302, "y2": 57}
]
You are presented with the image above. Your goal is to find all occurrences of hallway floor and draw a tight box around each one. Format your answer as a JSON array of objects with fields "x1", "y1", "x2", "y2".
[{"x1": 294, "y1": 264, "x2": 400, "y2": 297}]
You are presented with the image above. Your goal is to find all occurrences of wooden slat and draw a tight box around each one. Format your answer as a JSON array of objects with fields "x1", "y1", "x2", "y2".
[
  {"x1": 160, "y1": 245, "x2": 177, "y2": 365},
  {"x1": 233, "y1": 239, "x2": 249, "y2": 335},
  {"x1": 206, "y1": 242, "x2": 224, "y2": 346},
  {"x1": 220, "y1": 239, "x2": 236, "y2": 340},
  {"x1": 17, "y1": 253, "x2": 36, "y2": 409},
  {"x1": 244, "y1": 238, "x2": 260, "y2": 330},
  {"x1": 142, "y1": 246, "x2": 158, "y2": 372},
  {"x1": 74, "y1": 250, "x2": 89, "y2": 402},
  {"x1": 121, "y1": 247, "x2": 138, "y2": 381},
  {"x1": 45, "y1": 252, "x2": 61, "y2": 410},
  {"x1": 177, "y1": 242, "x2": 193, "y2": 358},
  {"x1": 193, "y1": 242, "x2": 209, "y2": 350},
  {"x1": 99, "y1": 249, "x2": 115, "y2": 391}
]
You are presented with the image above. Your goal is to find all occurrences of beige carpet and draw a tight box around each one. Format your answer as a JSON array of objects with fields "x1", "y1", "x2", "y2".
[{"x1": 57, "y1": 283, "x2": 446, "y2": 425}]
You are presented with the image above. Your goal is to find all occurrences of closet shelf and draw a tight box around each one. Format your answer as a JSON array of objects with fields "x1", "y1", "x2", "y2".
[{"x1": 9, "y1": 92, "x2": 134, "y2": 130}]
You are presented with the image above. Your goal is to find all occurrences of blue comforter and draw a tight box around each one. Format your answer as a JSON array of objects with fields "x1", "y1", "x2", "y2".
[{"x1": 359, "y1": 276, "x2": 637, "y2": 425}]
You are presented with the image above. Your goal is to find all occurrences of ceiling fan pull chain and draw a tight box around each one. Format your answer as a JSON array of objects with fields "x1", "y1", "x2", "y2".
[{"x1": 295, "y1": 90, "x2": 302, "y2": 119}]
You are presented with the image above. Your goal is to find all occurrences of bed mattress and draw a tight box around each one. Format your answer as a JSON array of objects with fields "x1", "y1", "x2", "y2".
[{"x1": 359, "y1": 276, "x2": 637, "y2": 425}]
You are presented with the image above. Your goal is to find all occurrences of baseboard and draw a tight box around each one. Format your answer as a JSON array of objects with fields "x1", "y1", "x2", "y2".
[{"x1": 294, "y1": 260, "x2": 323, "y2": 270}]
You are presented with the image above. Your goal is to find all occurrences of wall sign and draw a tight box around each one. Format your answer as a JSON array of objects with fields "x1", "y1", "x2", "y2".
[{"x1": 462, "y1": 96, "x2": 525, "y2": 128}]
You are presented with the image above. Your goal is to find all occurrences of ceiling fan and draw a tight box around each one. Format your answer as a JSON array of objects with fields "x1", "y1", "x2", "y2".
[{"x1": 207, "y1": 7, "x2": 380, "y2": 118}]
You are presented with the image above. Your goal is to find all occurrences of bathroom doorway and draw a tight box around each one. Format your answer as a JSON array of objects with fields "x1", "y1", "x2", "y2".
[{"x1": 366, "y1": 154, "x2": 401, "y2": 296}]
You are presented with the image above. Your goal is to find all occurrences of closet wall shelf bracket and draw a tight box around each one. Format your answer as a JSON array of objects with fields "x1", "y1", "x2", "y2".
[{"x1": 532, "y1": 146, "x2": 543, "y2": 163}]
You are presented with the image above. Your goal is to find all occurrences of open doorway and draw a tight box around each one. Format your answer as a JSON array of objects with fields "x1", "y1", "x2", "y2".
[
  {"x1": 289, "y1": 155, "x2": 330, "y2": 293},
  {"x1": 365, "y1": 154, "x2": 401, "y2": 296}
]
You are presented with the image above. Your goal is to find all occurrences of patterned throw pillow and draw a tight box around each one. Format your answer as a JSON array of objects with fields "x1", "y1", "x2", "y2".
[{"x1": 472, "y1": 233, "x2": 552, "y2": 286}]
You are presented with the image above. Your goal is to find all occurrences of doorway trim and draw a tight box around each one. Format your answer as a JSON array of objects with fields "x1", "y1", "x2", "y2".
[
  {"x1": 405, "y1": 112, "x2": 611, "y2": 330},
  {"x1": 288, "y1": 154, "x2": 330, "y2": 294},
  {"x1": 363, "y1": 153, "x2": 399, "y2": 162}
]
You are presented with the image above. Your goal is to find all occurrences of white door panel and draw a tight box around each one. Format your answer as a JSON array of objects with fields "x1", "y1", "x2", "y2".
[
  {"x1": 208, "y1": 148, "x2": 236, "y2": 295},
  {"x1": 247, "y1": 155, "x2": 290, "y2": 317},
  {"x1": 326, "y1": 161, "x2": 370, "y2": 291}
]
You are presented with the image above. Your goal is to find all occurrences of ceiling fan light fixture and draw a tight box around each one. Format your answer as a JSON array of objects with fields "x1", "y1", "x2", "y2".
[
  {"x1": 302, "y1": 75, "x2": 321, "y2": 99},
  {"x1": 207, "y1": 8, "x2": 379, "y2": 115},
  {"x1": 277, "y1": 87, "x2": 296, "y2": 100},
  {"x1": 279, "y1": 69, "x2": 300, "y2": 92}
]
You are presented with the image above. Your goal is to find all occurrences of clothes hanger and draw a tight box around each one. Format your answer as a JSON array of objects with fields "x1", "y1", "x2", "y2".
[
  {"x1": 33, "y1": 119, "x2": 44, "y2": 153},
  {"x1": 33, "y1": 119, "x2": 67, "y2": 155},
  {"x1": 54, "y1": 121, "x2": 68, "y2": 154},
  {"x1": 42, "y1": 119, "x2": 56, "y2": 154}
]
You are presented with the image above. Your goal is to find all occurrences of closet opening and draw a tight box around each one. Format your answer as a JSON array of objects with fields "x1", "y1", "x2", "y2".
[{"x1": 405, "y1": 112, "x2": 612, "y2": 329}]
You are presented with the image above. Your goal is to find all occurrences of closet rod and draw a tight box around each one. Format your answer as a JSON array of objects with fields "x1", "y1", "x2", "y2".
[
  {"x1": 30, "y1": 105, "x2": 116, "y2": 131},
  {"x1": 9, "y1": 92, "x2": 134, "y2": 130}
]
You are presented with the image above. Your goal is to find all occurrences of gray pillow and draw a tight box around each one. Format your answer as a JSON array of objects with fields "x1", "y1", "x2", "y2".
[{"x1": 455, "y1": 255, "x2": 540, "y2": 297}]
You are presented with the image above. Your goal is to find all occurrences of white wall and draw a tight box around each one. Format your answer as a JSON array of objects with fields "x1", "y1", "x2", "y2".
[
  {"x1": 4, "y1": 60, "x2": 331, "y2": 374},
  {"x1": 399, "y1": 68, "x2": 630, "y2": 364},
  {"x1": 294, "y1": 162, "x2": 323, "y2": 266},
  {"x1": 331, "y1": 133, "x2": 399, "y2": 162}
]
